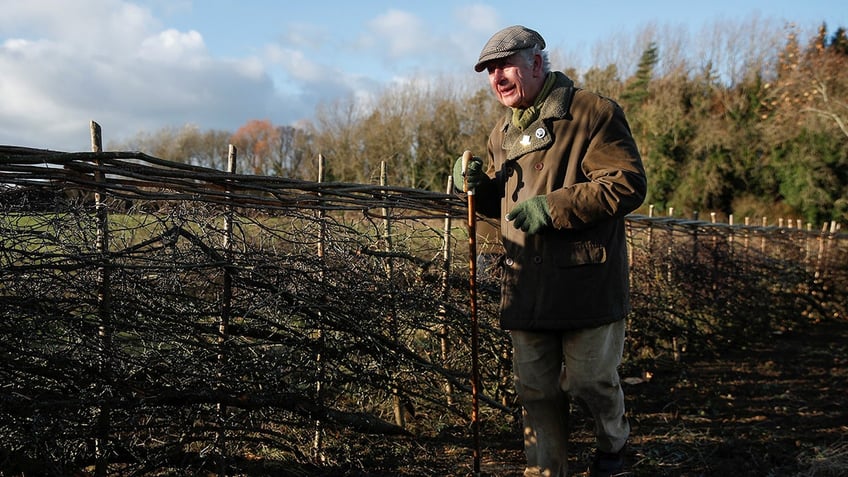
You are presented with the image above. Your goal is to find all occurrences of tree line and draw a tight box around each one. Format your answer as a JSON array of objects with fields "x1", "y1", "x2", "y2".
[{"x1": 110, "y1": 20, "x2": 847, "y2": 225}]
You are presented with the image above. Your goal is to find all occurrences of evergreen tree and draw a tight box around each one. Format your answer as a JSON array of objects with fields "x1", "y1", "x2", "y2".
[
  {"x1": 621, "y1": 42, "x2": 659, "y2": 108},
  {"x1": 829, "y1": 27, "x2": 848, "y2": 54}
]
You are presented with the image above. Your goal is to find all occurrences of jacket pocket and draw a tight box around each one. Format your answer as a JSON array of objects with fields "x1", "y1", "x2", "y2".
[{"x1": 554, "y1": 241, "x2": 607, "y2": 267}]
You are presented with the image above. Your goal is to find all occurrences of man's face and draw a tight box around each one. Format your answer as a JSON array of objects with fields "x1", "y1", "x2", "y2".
[{"x1": 485, "y1": 52, "x2": 541, "y2": 109}]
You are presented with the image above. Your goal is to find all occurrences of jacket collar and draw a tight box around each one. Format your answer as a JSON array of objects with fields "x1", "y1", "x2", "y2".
[{"x1": 499, "y1": 72, "x2": 576, "y2": 161}]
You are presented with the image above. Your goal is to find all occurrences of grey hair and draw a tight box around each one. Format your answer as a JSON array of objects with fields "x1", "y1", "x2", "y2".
[{"x1": 516, "y1": 45, "x2": 550, "y2": 74}]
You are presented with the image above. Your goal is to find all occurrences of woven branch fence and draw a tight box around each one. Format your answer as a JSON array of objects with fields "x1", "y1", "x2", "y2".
[{"x1": 1, "y1": 124, "x2": 845, "y2": 475}]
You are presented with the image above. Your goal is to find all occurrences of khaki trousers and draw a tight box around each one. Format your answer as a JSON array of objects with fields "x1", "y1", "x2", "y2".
[{"x1": 511, "y1": 319, "x2": 629, "y2": 477}]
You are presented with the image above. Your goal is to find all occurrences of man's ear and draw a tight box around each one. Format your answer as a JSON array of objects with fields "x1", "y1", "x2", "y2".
[{"x1": 533, "y1": 54, "x2": 543, "y2": 77}]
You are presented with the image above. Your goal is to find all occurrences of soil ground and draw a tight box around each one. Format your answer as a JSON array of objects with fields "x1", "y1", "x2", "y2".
[
  {"x1": 407, "y1": 318, "x2": 848, "y2": 477},
  {"x1": 240, "y1": 318, "x2": 848, "y2": 477}
]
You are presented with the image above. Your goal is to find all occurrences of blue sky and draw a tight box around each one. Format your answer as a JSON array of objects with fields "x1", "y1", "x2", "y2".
[{"x1": 1, "y1": 0, "x2": 844, "y2": 151}]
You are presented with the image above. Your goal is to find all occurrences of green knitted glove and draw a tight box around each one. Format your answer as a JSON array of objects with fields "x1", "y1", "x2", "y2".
[
  {"x1": 506, "y1": 196, "x2": 552, "y2": 235},
  {"x1": 452, "y1": 155, "x2": 486, "y2": 192}
]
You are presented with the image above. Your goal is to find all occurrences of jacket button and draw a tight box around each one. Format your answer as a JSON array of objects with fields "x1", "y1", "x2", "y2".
[
  {"x1": 534, "y1": 162, "x2": 543, "y2": 171},
  {"x1": 505, "y1": 257, "x2": 514, "y2": 266},
  {"x1": 533, "y1": 256, "x2": 542, "y2": 264}
]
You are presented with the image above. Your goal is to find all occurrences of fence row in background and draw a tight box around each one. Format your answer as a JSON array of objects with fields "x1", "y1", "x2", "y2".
[{"x1": 1, "y1": 123, "x2": 845, "y2": 475}]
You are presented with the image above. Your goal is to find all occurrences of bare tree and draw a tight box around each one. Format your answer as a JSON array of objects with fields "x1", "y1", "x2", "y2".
[{"x1": 108, "y1": 124, "x2": 231, "y2": 168}]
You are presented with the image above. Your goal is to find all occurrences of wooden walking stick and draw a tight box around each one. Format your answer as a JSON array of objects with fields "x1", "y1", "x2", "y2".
[{"x1": 461, "y1": 150, "x2": 482, "y2": 476}]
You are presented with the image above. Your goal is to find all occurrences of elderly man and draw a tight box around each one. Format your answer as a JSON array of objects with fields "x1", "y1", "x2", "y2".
[{"x1": 453, "y1": 25, "x2": 647, "y2": 477}]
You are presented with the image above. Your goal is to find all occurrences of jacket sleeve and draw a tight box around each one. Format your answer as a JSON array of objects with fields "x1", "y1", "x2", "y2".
[{"x1": 546, "y1": 99, "x2": 647, "y2": 230}]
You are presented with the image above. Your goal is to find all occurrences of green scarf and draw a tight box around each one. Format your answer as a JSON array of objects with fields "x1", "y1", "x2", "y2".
[{"x1": 511, "y1": 72, "x2": 556, "y2": 130}]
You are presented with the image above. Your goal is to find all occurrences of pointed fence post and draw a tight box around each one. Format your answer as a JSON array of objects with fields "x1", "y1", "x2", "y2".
[
  {"x1": 439, "y1": 175, "x2": 455, "y2": 406},
  {"x1": 91, "y1": 120, "x2": 112, "y2": 477},
  {"x1": 216, "y1": 144, "x2": 237, "y2": 476},
  {"x1": 380, "y1": 161, "x2": 405, "y2": 429},
  {"x1": 666, "y1": 207, "x2": 674, "y2": 283},
  {"x1": 761, "y1": 217, "x2": 768, "y2": 255},
  {"x1": 313, "y1": 153, "x2": 327, "y2": 463}
]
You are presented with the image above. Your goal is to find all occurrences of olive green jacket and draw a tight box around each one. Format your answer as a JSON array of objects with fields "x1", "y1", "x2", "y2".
[{"x1": 475, "y1": 72, "x2": 647, "y2": 330}]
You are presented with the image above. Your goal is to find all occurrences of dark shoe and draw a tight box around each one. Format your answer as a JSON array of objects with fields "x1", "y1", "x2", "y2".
[{"x1": 589, "y1": 447, "x2": 626, "y2": 477}]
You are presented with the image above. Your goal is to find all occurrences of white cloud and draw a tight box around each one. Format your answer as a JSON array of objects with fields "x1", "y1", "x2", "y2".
[
  {"x1": 0, "y1": 0, "x2": 278, "y2": 150},
  {"x1": 138, "y1": 28, "x2": 205, "y2": 62},
  {"x1": 455, "y1": 4, "x2": 501, "y2": 34},
  {"x1": 367, "y1": 9, "x2": 429, "y2": 59},
  {"x1": 0, "y1": 1, "x2": 492, "y2": 151},
  {"x1": 264, "y1": 44, "x2": 327, "y2": 83},
  {"x1": 0, "y1": 0, "x2": 159, "y2": 54},
  {"x1": 282, "y1": 22, "x2": 332, "y2": 50}
]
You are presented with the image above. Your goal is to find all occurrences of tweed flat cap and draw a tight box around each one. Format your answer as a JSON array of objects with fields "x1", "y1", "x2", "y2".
[{"x1": 474, "y1": 25, "x2": 545, "y2": 72}]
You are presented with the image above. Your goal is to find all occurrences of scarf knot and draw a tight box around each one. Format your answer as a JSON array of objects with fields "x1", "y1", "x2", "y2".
[{"x1": 511, "y1": 72, "x2": 556, "y2": 130}]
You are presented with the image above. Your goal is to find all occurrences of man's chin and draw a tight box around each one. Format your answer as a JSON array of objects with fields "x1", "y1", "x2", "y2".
[{"x1": 499, "y1": 94, "x2": 521, "y2": 108}]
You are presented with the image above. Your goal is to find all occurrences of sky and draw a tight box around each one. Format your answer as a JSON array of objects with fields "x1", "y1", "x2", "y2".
[{"x1": 0, "y1": 0, "x2": 845, "y2": 152}]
